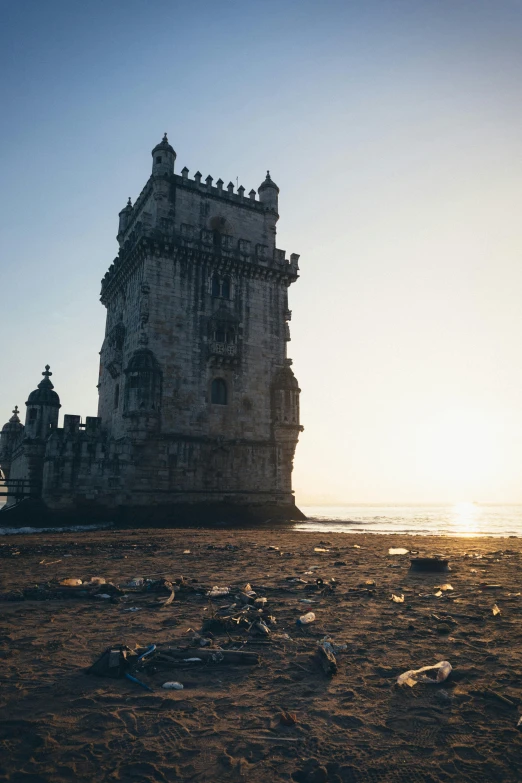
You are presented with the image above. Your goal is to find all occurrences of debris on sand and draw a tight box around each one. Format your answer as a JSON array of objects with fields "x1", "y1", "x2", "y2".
[
  {"x1": 316, "y1": 640, "x2": 338, "y2": 676},
  {"x1": 410, "y1": 557, "x2": 449, "y2": 573},
  {"x1": 397, "y1": 660, "x2": 452, "y2": 687}
]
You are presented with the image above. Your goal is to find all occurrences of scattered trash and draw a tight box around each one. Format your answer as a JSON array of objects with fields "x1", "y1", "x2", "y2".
[
  {"x1": 314, "y1": 547, "x2": 329, "y2": 552},
  {"x1": 95, "y1": 593, "x2": 112, "y2": 600},
  {"x1": 60, "y1": 578, "x2": 82, "y2": 587},
  {"x1": 87, "y1": 644, "x2": 138, "y2": 679},
  {"x1": 126, "y1": 578, "x2": 144, "y2": 588},
  {"x1": 319, "y1": 635, "x2": 348, "y2": 653},
  {"x1": 492, "y1": 604, "x2": 501, "y2": 616},
  {"x1": 316, "y1": 641, "x2": 338, "y2": 676},
  {"x1": 470, "y1": 569, "x2": 477, "y2": 574},
  {"x1": 183, "y1": 550, "x2": 190, "y2": 554},
  {"x1": 391, "y1": 594, "x2": 404, "y2": 603},
  {"x1": 397, "y1": 660, "x2": 452, "y2": 687},
  {"x1": 206, "y1": 586, "x2": 230, "y2": 597},
  {"x1": 517, "y1": 715, "x2": 522, "y2": 728},
  {"x1": 123, "y1": 607, "x2": 141, "y2": 613},
  {"x1": 389, "y1": 548, "x2": 409, "y2": 555},
  {"x1": 410, "y1": 557, "x2": 449, "y2": 573},
  {"x1": 162, "y1": 682, "x2": 184, "y2": 689},
  {"x1": 436, "y1": 584, "x2": 454, "y2": 592},
  {"x1": 353, "y1": 544, "x2": 361, "y2": 549},
  {"x1": 267, "y1": 546, "x2": 280, "y2": 551},
  {"x1": 254, "y1": 597, "x2": 268, "y2": 606},
  {"x1": 434, "y1": 590, "x2": 443, "y2": 598},
  {"x1": 297, "y1": 611, "x2": 316, "y2": 626},
  {"x1": 253, "y1": 619, "x2": 271, "y2": 636},
  {"x1": 84, "y1": 577, "x2": 106, "y2": 585},
  {"x1": 125, "y1": 672, "x2": 153, "y2": 692},
  {"x1": 481, "y1": 584, "x2": 503, "y2": 590},
  {"x1": 158, "y1": 648, "x2": 260, "y2": 666},
  {"x1": 280, "y1": 711, "x2": 298, "y2": 726}
]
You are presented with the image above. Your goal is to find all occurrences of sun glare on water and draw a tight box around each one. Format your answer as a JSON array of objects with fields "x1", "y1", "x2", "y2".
[{"x1": 451, "y1": 501, "x2": 481, "y2": 536}]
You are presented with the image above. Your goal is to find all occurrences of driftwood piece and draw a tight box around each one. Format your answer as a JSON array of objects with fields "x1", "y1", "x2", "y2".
[
  {"x1": 160, "y1": 648, "x2": 260, "y2": 666},
  {"x1": 316, "y1": 643, "x2": 338, "y2": 676}
]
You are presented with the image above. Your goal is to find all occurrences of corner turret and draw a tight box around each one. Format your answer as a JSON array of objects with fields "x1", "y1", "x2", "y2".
[
  {"x1": 117, "y1": 197, "x2": 133, "y2": 244},
  {"x1": 152, "y1": 133, "x2": 176, "y2": 177},
  {"x1": 25, "y1": 366, "x2": 61, "y2": 439},
  {"x1": 0, "y1": 406, "x2": 24, "y2": 480},
  {"x1": 258, "y1": 170, "x2": 279, "y2": 214}
]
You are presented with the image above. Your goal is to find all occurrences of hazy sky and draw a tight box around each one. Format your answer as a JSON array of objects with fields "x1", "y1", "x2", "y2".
[{"x1": 2, "y1": 0, "x2": 522, "y2": 504}]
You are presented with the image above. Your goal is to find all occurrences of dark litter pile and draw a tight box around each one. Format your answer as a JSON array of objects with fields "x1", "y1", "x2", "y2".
[
  {"x1": 410, "y1": 557, "x2": 449, "y2": 573},
  {"x1": 84, "y1": 573, "x2": 351, "y2": 691}
]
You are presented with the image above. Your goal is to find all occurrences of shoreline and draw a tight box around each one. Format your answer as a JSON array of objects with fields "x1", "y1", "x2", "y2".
[{"x1": 0, "y1": 519, "x2": 519, "y2": 537}]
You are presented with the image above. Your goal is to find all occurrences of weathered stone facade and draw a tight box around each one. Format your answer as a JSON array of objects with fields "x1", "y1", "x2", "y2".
[{"x1": 0, "y1": 136, "x2": 304, "y2": 523}]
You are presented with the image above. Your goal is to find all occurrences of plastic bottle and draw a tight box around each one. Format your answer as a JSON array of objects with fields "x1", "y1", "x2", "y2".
[{"x1": 297, "y1": 611, "x2": 316, "y2": 626}]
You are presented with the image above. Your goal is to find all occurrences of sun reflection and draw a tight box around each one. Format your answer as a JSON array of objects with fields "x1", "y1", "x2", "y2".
[{"x1": 452, "y1": 501, "x2": 480, "y2": 536}]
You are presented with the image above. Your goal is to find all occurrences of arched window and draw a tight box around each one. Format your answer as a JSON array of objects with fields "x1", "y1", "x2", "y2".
[
  {"x1": 221, "y1": 277, "x2": 230, "y2": 299},
  {"x1": 114, "y1": 384, "x2": 120, "y2": 409},
  {"x1": 29, "y1": 408, "x2": 37, "y2": 421},
  {"x1": 211, "y1": 378, "x2": 227, "y2": 405},
  {"x1": 211, "y1": 275, "x2": 220, "y2": 297},
  {"x1": 124, "y1": 349, "x2": 162, "y2": 414}
]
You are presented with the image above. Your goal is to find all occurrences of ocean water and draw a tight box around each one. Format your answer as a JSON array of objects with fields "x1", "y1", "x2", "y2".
[{"x1": 297, "y1": 504, "x2": 522, "y2": 537}]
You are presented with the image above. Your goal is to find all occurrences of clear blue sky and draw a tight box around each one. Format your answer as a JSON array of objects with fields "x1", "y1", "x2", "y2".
[{"x1": 2, "y1": 0, "x2": 522, "y2": 503}]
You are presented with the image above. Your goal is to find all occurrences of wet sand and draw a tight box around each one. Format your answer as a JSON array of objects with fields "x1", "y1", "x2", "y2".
[{"x1": 0, "y1": 528, "x2": 521, "y2": 782}]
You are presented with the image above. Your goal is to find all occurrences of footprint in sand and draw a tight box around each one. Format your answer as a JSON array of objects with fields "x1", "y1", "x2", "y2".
[{"x1": 453, "y1": 744, "x2": 485, "y2": 761}]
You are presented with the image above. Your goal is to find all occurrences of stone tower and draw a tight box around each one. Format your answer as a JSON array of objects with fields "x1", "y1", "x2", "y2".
[
  {"x1": 95, "y1": 134, "x2": 303, "y2": 517},
  {"x1": 0, "y1": 135, "x2": 304, "y2": 523}
]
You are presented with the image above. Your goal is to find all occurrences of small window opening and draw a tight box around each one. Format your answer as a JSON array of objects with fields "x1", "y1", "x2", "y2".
[
  {"x1": 156, "y1": 156, "x2": 162, "y2": 164},
  {"x1": 29, "y1": 408, "x2": 37, "y2": 421},
  {"x1": 211, "y1": 275, "x2": 220, "y2": 297},
  {"x1": 211, "y1": 378, "x2": 227, "y2": 405},
  {"x1": 114, "y1": 384, "x2": 120, "y2": 409},
  {"x1": 221, "y1": 277, "x2": 230, "y2": 299},
  {"x1": 215, "y1": 328, "x2": 225, "y2": 343}
]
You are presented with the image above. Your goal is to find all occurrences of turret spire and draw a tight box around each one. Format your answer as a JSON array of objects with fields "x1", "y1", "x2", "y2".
[
  {"x1": 39, "y1": 365, "x2": 54, "y2": 389},
  {"x1": 151, "y1": 133, "x2": 176, "y2": 176}
]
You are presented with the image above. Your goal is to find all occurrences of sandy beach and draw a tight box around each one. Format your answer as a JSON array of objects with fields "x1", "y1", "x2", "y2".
[{"x1": 1, "y1": 527, "x2": 521, "y2": 782}]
